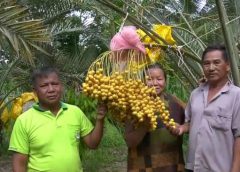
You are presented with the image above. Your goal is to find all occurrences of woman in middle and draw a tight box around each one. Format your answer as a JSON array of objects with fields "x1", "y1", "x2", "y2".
[{"x1": 125, "y1": 63, "x2": 185, "y2": 172}]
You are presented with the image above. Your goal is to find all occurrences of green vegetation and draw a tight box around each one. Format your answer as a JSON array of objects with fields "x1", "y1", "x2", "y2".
[
  {"x1": 1, "y1": 0, "x2": 240, "y2": 171},
  {"x1": 64, "y1": 89, "x2": 127, "y2": 171},
  {"x1": 81, "y1": 120, "x2": 127, "y2": 171}
]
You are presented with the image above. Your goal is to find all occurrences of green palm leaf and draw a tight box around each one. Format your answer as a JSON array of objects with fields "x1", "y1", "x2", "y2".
[{"x1": 0, "y1": 0, "x2": 50, "y2": 64}]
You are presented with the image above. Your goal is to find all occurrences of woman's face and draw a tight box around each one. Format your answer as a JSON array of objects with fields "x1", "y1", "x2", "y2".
[{"x1": 146, "y1": 68, "x2": 166, "y2": 95}]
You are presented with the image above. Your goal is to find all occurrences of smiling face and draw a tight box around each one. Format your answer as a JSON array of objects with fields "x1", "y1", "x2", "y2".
[
  {"x1": 146, "y1": 68, "x2": 166, "y2": 96},
  {"x1": 33, "y1": 72, "x2": 63, "y2": 110},
  {"x1": 202, "y1": 50, "x2": 230, "y2": 84}
]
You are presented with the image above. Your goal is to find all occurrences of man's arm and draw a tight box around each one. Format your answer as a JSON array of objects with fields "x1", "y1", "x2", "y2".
[
  {"x1": 231, "y1": 137, "x2": 240, "y2": 172},
  {"x1": 83, "y1": 103, "x2": 107, "y2": 149},
  {"x1": 12, "y1": 152, "x2": 28, "y2": 172},
  {"x1": 124, "y1": 120, "x2": 149, "y2": 148}
]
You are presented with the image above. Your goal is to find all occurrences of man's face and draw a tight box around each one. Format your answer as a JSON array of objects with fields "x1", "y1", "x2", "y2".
[
  {"x1": 34, "y1": 72, "x2": 63, "y2": 107},
  {"x1": 202, "y1": 50, "x2": 230, "y2": 84}
]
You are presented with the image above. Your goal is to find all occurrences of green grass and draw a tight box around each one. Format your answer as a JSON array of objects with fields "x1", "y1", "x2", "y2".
[
  {"x1": 81, "y1": 120, "x2": 127, "y2": 172},
  {"x1": 182, "y1": 134, "x2": 189, "y2": 162}
]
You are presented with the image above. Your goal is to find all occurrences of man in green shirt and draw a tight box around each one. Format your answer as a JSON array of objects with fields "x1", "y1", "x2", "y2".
[{"x1": 9, "y1": 67, "x2": 107, "y2": 172}]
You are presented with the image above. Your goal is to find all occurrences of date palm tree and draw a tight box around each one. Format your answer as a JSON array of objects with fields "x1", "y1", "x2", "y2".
[
  {"x1": 16, "y1": 0, "x2": 111, "y2": 87},
  {"x1": 0, "y1": 0, "x2": 51, "y2": 102},
  {"x1": 0, "y1": 0, "x2": 51, "y2": 145},
  {"x1": 94, "y1": 0, "x2": 240, "y2": 88}
]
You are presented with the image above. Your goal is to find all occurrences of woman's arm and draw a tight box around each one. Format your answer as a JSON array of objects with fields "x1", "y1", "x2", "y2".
[{"x1": 169, "y1": 122, "x2": 189, "y2": 136}]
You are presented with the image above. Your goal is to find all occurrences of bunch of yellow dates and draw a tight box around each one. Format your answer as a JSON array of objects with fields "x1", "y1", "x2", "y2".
[{"x1": 82, "y1": 67, "x2": 175, "y2": 130}]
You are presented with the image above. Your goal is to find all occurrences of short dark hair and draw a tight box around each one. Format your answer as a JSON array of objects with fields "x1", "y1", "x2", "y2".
[
  {"x1": 31, "y1": 67, "x2": 60, "y2": 87},
  {"x1": 145, "y1": 63, "x2": 167, "y2": 80},
  {"x1": 202, "y1": 44, "x2": 228, "y2": 62}
]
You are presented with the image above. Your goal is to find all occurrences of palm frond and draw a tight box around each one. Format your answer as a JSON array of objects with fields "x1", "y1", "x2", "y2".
[
  {"x1": 0, "y1": 0, "x2": 50, "y2": 63},
  {"x1": 95, "y1": 0, "x2": 240, "y2": 87}
]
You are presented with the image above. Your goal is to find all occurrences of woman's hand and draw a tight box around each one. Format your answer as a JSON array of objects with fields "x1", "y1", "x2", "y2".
[{"x1": 167, "y1": 123, "x2": 187, "y2": 136}]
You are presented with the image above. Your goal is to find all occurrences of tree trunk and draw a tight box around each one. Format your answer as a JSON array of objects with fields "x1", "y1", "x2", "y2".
[{"x1": 215, "y1": 0, "x2": 240, "y2": 86}]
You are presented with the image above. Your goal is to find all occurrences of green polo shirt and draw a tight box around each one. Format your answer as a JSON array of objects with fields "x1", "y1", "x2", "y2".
[{"x1": 9, "y1": 102, "x2": 94, "y2": 172}]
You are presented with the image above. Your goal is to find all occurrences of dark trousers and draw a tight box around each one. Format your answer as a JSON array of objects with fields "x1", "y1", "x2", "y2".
[{"x1": 185, "y1": 170, "x2": 193, "y2": 172}]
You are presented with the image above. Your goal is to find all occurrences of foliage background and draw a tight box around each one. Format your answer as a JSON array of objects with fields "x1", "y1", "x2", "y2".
[{"x1": 1, "y1": 0, "x2": 240, "y2": 171}]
